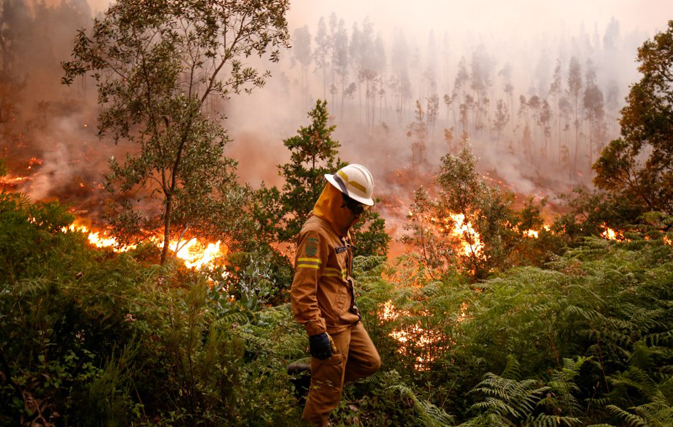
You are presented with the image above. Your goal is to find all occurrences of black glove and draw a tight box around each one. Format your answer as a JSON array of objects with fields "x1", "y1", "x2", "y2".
[{"x1": 309, "y1": 332, "x2": 333, "y2": 360}]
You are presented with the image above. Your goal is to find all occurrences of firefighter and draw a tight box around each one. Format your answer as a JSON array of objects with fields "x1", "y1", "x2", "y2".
[{"x1": 290, "y1": 164, "x2": 382, "y2": 426}]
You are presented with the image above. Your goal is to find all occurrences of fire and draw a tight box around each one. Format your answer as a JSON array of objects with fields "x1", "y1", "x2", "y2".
[
  {"x1": 27, "y1": 157, "x2": 43, "y2": 170},
  {"x1": 170, "y1": 238, "x2": 227, "y2": 270},
  {"x1": 64, "y1": 220, "x2": 227, "y2": 272},
  {"x1": 0, "y1": 174, "x2": 30, "y2": 186},
  {"x1": 379, "y1": 300, "x2": 401, "y2": 321},
  {"x1": 601, "y1": 225, "x2": 624, "y2": 241},
  {"x1": 448, "y1": 213, "x2": 484, "y2": 256},
  {"x1": 523, "y1": 229, "x2": 539, "y2": 238},
  {"x1": 378, "y1": 300, "x2": 449, "y2": 371},
  {"x1": 664, "y1": 236, "x2": 672, "y2": 246},
  {"x1": 430, "y1": 213, "x2": 484, "y2": 257},
  {"x1": 457, "y1": 301, "x2": 469, "y2": 322},
  {"x1": 66, "y1": 221, "x2": 136, "y2": 252}
]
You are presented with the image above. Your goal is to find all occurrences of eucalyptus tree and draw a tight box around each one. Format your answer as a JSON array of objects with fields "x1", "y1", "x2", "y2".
[
  {"x1": 567, "y1": 56, "x2": 583, "y2": 174},
  {"x1": 548, "y1": 59, "x2": 563, "y2": 162},
  {"x1": 408, "y1": 100, "x2": 427, "y2": 167},
  {"x1": 493, "y1": 99, "x2": 509, "y2": 143},
  {"x1": 63, "y1": 0, "x2": 290, "y2": 265},
  {"x1": 470, "y1": 46, "x2": 493, "y2": 132},
  {"x1": 333, "y1": 18, "x2": 349, "y2": 116},
  {"x1": 391, "y1": 29, "x2": 412, "y2": 121},
  {"x1": 498, "y1": 62, "x2": 514, "y2": 136},
  {"x1": 314, "y1": 16, "x2": 331, "y2": 100},
  {"x1": 583, "y1": 59, "x2": 606, "y2": 169},
  {"x1": 354, "y1": 18, "x2": 376, "y2": 125},
  {"x1": 292, "y1": 25, "x2": 312, "y2": 98},
  {"x1": 594, "y1": 20, "x2": 673, "y2": 215}
]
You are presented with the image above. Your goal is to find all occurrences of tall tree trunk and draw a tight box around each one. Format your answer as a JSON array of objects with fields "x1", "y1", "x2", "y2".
[{"x1": 160, "y1": 195, "x2": 173, "y2": 265}]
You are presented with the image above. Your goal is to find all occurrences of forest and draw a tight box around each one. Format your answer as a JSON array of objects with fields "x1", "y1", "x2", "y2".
[{"x1": 1, "y1": 0, "x2": 673, "y2": 426}]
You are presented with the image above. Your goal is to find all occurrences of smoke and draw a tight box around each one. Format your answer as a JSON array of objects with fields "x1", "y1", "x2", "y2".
[
  {"x1": 2, "y1": 0, "x2": 673, "y2": 233},
  {"x1": 226, "y1": 2, "x2": 671, "y2": 209}
]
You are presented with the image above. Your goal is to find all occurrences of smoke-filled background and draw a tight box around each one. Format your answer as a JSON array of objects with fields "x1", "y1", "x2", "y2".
[{"x1": 2, "y1": 0, "x2": 673, "y2": 233}]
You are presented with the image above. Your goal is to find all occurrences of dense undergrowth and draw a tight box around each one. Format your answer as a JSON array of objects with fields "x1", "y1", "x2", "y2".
[{"x1": 1, "y1": 191, "x2": 672, "y2": 426}]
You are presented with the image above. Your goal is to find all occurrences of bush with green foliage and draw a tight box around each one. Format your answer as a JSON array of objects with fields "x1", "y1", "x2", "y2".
[
  {"x1": 594, "y1": 20, "x2": 673, "y2": 217},
  {"x1": 2, "y1": 180, "x2": 672, "y2": 426},
  {"x1": 352, "y1": 233, "x2": 673, "y2": 426},
  {"x1": 261, "y1": 99, "x2": 390, "y2": 257},
  {"x1": 404, "y1": 140, "x2": 564, "y2": 280},
  {"x1": 0, "y1": 192, "x2": 308, "y2": 426}
]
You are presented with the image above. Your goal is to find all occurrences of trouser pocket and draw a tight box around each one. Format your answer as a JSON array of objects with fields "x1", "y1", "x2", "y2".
[{"x1": 303, "y1": 353, "x2": 345, "y2": 424}]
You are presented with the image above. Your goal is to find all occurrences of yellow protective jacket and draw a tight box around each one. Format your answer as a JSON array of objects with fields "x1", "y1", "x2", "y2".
[{"x1": 291, "y1": 183, "x2": 361, "y2": 336}]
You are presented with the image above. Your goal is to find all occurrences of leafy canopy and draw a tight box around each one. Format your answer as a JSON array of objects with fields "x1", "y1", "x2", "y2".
[
  {"x1": 62, "y1": 0, "x2": 290, "y2": 264},
  {"x1": 272, "y1": 99, "x2": 390, "y2": 257},
  {"x1": 594, "y1": 20, "x2": 673, "y2": 216},
  {"x1": 278, "y1": 99, "x2": 345, "y2": 241}
]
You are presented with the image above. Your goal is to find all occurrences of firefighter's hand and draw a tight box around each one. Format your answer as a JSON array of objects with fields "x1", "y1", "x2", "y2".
[{"x1": 309, "y1": 332, "x2": 334, "y2": 360}]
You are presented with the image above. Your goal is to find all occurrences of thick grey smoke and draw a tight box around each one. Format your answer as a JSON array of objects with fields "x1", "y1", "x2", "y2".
[
  {"x1": 2, "y1": 0, "x2": 672, "y2": 232},
  {"x1": 0, "y1": 0, "x2": 109, "y2": 211},
  {"x1": 229, "y1": 18, "x2": 640, "y2": 192}
]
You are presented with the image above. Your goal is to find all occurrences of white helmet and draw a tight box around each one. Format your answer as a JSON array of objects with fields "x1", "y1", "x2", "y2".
[{"x1": 325, "y1": 164, "x2": 375, "y2": 206}]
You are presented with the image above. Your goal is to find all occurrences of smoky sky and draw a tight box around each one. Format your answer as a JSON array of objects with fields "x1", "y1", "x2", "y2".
[
  {"x1": 4, "y1": 0, "x2": 673, "y2": 228},
  {"x1": 226, "y1": 1, "x2": 673, "y2": 194},
  {"x1": 83, "y1": 0, "x2": 673, "y2": 46},
  {"x1": 287, "y1": 0, "x2": 673, "y2": 36}
]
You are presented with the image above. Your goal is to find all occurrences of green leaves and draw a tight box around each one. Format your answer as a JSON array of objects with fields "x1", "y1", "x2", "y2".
[
  {"x1": 62, "y1": 0, "x2": 290, "y2": 264},
  {"x1": 593, "y1": 20, "x2": 673, "y2": 216},
  {"x1": 268, "y1": 99, "x2": 390, "y2": 256},
  {"x1": 276, "y1": 99, "x2": 344, "y2": 241},
  {"x1": 405, "y1": 140, "x2": 559, "y2": 280}
]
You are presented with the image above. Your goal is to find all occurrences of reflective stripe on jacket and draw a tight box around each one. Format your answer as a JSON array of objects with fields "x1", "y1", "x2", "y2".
[{"x1": 291, "y1": 214, "x2": 360, "y2": 336}]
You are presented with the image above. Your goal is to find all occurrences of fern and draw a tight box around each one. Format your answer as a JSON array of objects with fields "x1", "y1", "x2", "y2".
[
  {"x1": 388, "y1": 383, "x2": 455, "y2": 427},
  {"x1": 545, "y1": 357, "x2": 590, "y2": 417},
  {"x1": 469, "y1": 372, "x2": 549, "y2": 420},
  {"x1": 606, "y1": 405, "x2": 648, "y2": 427},
  {"x1": 527, "y1": 413, "x2": 581, "y2": 427},
  {"x1": 645, "y1": 330, "x2": 673, "y2": 347}
]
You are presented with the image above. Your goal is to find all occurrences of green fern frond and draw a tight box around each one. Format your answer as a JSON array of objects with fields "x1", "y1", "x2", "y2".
[
  {"x1": 609, "y1": 366, "x2": 658, "y2": 397},
  {"x1": 387, "y1": 383, "x2": 454, "y2": 426},
  {"x1": 469, "y1": 371, "x2": 550, "y2": 421},
  {"x1": 606, "y1": 404, "x2": 647, "y2": 427},
  {"x1": 528, "y1": 413, "x2": 581, "y2": 427},
  {"x1": 645, "y1": 330, "x2": 673, "y2": 347},
  {"x1": 501, "y1": 355, "x2": 523, "y2": 380},
  {"x1": 212, "y1": 312, "x2": 250, "y2": 329},
  {"x1": 632, "y1": 400, "x2": 673, "y2": 425}
]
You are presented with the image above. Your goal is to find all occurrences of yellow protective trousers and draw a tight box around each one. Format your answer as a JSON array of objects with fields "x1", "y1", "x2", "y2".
[{"x1": 301, "y1": 322, "x2": 381, "y2": 426}]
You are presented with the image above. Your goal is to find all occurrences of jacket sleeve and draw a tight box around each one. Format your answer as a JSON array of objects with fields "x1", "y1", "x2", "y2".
[{"x1": 291, "y1": 229, "x2": 328, "y2": 336}]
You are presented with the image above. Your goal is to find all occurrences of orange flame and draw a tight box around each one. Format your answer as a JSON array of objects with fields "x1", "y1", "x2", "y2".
[
  {"x1": 457, "y1": 301, "x2": 469, "y2": 322},
  {"x1": 523, "y1": 229, "x2": 539, "y2": 238},
  {"x1": 448, "y1": 213, "x2": 484, "y2": 256},
  {"x1": 65, "y1": 222, "x2": 135, "y2": 252},
  {"x1": 601, "y1": 225, "x2": 623, "y2": 241},
  {"x1": 378, "y1": 300, "x2": 449, "y2": 371},
  {"x1": 27, "y1": 157, "x2": 43, "y2": 170},
  {"x1": 0, "y1": 175, "x2": 30, "y2": 185},
  {"x1": 429, "y1": 213, "x2": 484, "y2": 257},
  {"x1": 169, "y1": 238, "x2": 227, "y2": 270},
  {"x1": 64, "y1": 220, "x2": 227, "y2": 272}
]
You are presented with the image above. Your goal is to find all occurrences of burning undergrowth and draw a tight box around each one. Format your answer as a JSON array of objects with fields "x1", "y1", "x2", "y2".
[{"x1": 63, "y1": 218, "x2": 229, "y2": 273}]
